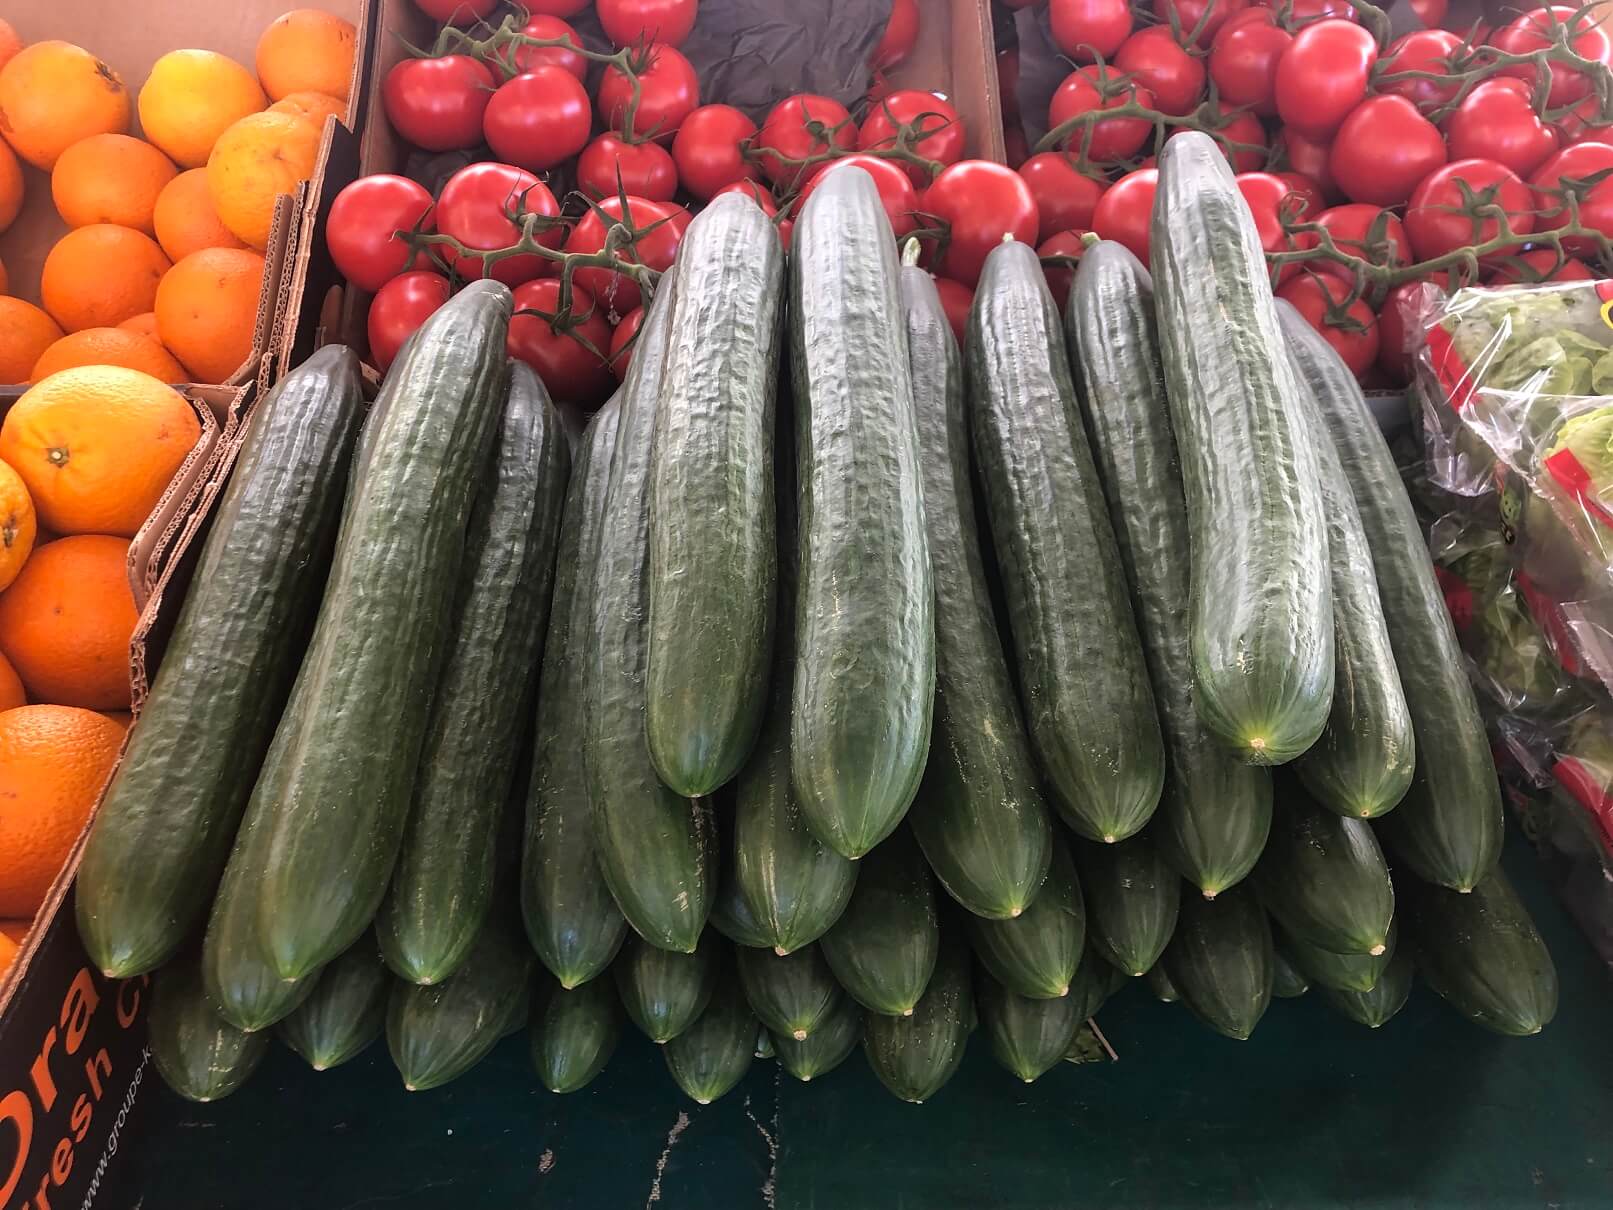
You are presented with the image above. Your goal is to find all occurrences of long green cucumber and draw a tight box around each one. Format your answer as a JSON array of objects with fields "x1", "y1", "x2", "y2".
[
  {"x1": 647, "y1": 192, "x2": 783, "y2": 797},
  {"x1": 978, "y1": 971, "x2": 1081, "y2": 1083},
  {"x1": 522, "y1": 399, "x2": 627, "y2": 988},
  {"x1": 789, "y1": 163, "x2": 934, "y2": 859},
  {"x1": 772, "y1": 996, "x2": 863, "y2": 1082},
  {"x1": 1162, "y1": 882, "x2": 1274, "y2": 1040},
  {"x1": 530, "y1": 977, "x2": 620, "y2": 1093},
  {"x1": 968, "y1": 238, "x2": 1164, "y2": 842},
  {"x1": 586, "y1": 267, "x2": 716, "y2": 952},
  {"x1": 901, "y1": 245, "x2": 1052, "y2": 918},
  {"x1": 614, "y1": 929, "x2": 718, "y2": 1044},
  {"x1": 1146, "y1": 963, "x2": 1180, "y2": 1004},
  {"x1": 1069, "y1": 943, "x2": 1129, "y2": 1020},
  {"x1": 663, "y1": 968, "x2": 757, "y2": 1104},
  {"x1": 380, "y1": 362, "x2": 570, "y2": 985},
  {"x1": 149, "y1": 956, "x2": 270, "y2": 1103},
  {"x1": 1280, "y1": 919, "x2": 1395, "y2": 993},
  {"x1": 1282, "y1": 303, "x2": 1503, "y2": 891},
  {"x1": 77, "y1": 345, "x2": 365, "y2": 979},
  {"x1": 710, "y1": 847, "x2": 774, "y2": 949},
  {"x1": 1322, "y1": 946, "x2": 1413, "y2": 1028},
  {"x1": 755, "y1": 1028, "x2": 775, "y2": 1059},
  {"x1": 1151, "y1": 131, "x2": 1333, "y2": 764},
  {"x1": 1075, "y1": 830, "x2": 1180, "y2": 978},
  {"x1": 1271, "y1": 945, "x2": 1310, "y2": 998},
  {"x1": 966, "y1": 832, "x2": 1085, "y2": 1000},
  {"x1": 736, "y1": 944, "x2": 842, "y2": 1040},
  {"x1": 864, "y1": 939, "x2": 971, "y2": 1104},
  {"x1": 1068, "y1": 240, "x2": 1272, "y2": 894},
  {"x1": 819, "y1": 826, "x2": 938, "y2": 1016},
  {"x1": 277, "y1": 932, "x2": 389, "y2": 1071}
]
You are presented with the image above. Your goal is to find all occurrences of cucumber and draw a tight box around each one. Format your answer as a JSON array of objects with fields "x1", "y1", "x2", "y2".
[
  {"x1": 149, "y1": 956, "x2": 270, "y2": 1103},
  {"x1": 967, "y1": 238, "x2": 1164, "y2": 842},
  {"x1": 1322, "y1": 945, "x2": 1413, "y2": 1028},
  {"x1": 1146, "y1": 963, "x2": 1180, "y2": 1004},
  {"x1": 1162, "y1": 883, "x2": 1273, "y2": 1041},
  {"x1": 663, "y1": 969, "x2": 757, "y2": 1104},
  {"x1": 978, "y1": 972, "x2": 1081, "y2": 1083},
  {"x1": 586, "y1": 268, "x2": 717, "y2": 952},
  {"x1": 522, "y1": 399, "x2": 627, "y2": 988},
  {"x1": 755, "y1": 1028, "x2": 775, "y2": 1059},
  {"x1": 772, "y1": 996, "x2": 862, "y2": 1082},
  {"x1": 1253, "y1": 784, "x2": 1395, "y2": 957},
  {"x1": 1271, "y1": 944, "x2": 1310, "y2": 998},
  {"x1": 647, "y1": 193, "x2": 783, "y2": 797},
  {"x1": 240, "y1": 281, "x2": 512, "y2": 981},
  {"x1": 614, "y1": 929, "x2": 718, "y2": 1044},
  {"x1": 386, "y1": 912, "x2": 535, "y2": 1091},
  {"x1": 1151, "y1": 131, "x2": 1333, "y2": 764},
  {"x1": 1075, "y1": 831, "x2": 1180, "y2": 978},
  {"x1": 530, "y1": 977, "x2": 620, "y2": 1093},
  {"x1": 1281, "y1": 303, "x2": 1503, "y2": 891},
  {"x1": 277, "y1": 932, "x2": 389, "y2": 1071},
  {"x1": 820, "y1": 827, "x2": 938, "y2": 1016},
  {"x1": 1069, "y1": 944, "x2": 1129, "y2": 1020},
  {"x1": 380, "y1": 362, "x2": 571, "y2": 985},
  {"x1": 1280, "y1": 918, "x2": 1395, "y2": 993},
  {"x1": 1067, "y1": 241, "x2": 1273, "y2": 895},
  {"x1": 965, "y1": 832, "x2": 1085, "y2": 1000},
  {"x1": 710, "y1": 851, "x2": 774, "y2": 950},
  {"x1": 77, "y1": 345, "x2": 365, "y2": 979},
  {"x1": 789, "y1": 163, "x2": 934, "y2": 859},
  {"x1": 901, "y1": 248, "x2": 1051, "y2": 917},
  {"x1": 1401, "y1": 867, "x2": 1557, "y2": 1036},
  {"x1": 864, "y1": 940, "x2": 971, "y2": 1104},
  {"x1": 736, "y1": 944, "x2": 842, "y2": 1041}
]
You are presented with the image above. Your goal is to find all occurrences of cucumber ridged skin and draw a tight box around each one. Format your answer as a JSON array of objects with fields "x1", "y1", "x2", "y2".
[
  {"x1": 789, "y1": 164, "x2": 935, "y2": 860},
  {"x1": 663, "y1": 971, "x2": 757, "y2": 1105},
  {"x1": 1287, "y1": 350, "x2": 1416, "y2": 818},
  {"x1": 1146, "y1": 963, "x2": 1180, "y2": 1003},
  {"x1": 648, "y1": 194, "x2": 783, "y2": 797},
  {"x1": 1280, "y1": 918, "x2": 1395, "y2": 993},
  {"x1": 614, "y1": 930, "x2": 719, "y2": 1044},
  {"x1": 1074, "y1": 831, "x2": 1180, "y2": 978},
  {"x1": 1162, "y1": 883, "x2": 1274, "y2": 1041},
  {"x1": 522, "y1": 400, "x2": 628, "y2": 988},
  {"x1": 736, "y1": 943, "x2": 842, "y2": 1041},
  {"x1": 149, "y1": 957, "x2": 270, "y2": 1103},
  {"x1": 1069, "y1": 944, "x2": 1129, "y2": 1020},
  {"x1": 966, "y1": 832, "x2": 1085, "y2": 1000},
  {"x1": 1271, "y1": 944, "x2": 1311, "y2": 998},
  {"x1": 77, "y1": 346, "x2": 366, "y2": 979},
  {"x1": 967, "y1": 239, "x2": 1164, "y2": 842},
  {"x1": 1068, "y1": 241, "x2": 1272, "y2": 896},
  {"x1": 978, "y1": 972, "x2": 1082, "y2": 1083},
  {"x1": 587, "y1": 268, "x2": 718, "y2": 953},
  {"x1": 711, "y1": 854, "x2": 774, "y2": 949},
  {"x1": 243, "y1": 282, "x2": 513, "y2": 981},
  {"x1": 277, "y1": 933, "x2": 389, "y2": 1071},
  {"x1": 901, "y1": 260, "x2": 1053, "y2": 919},
  {"x1": 1281, "y1": 306, "x2": 1503, "y2": 891},
  {"x1": 772, "y1": 995, "x2": 863, "y2": 1081},
  {"x1": 1401, "y1": 867, "x2": 1558, "y2": 1036},
  {"x1": 1322, "y1": 945, "x2": 1413, "y2": 1028},
  {"x1": 1151, "y1": 132, "x2": 1334, "y2": 765},
  {"x1": 820, "y1": 827, "x2": 939, "y2": 1016},
  {"x1": 531, "y1": 977, "x2": 620, "y2": 1093},
  {"x1": 864, "y1": 940, "x2": 972, "y2": 1104},
  {"x1": 380, "y1": 364, "x2": 572, "y2": 986}
]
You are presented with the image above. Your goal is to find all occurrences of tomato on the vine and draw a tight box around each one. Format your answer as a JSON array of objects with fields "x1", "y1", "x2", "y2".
[
  {"x1": 598, "y1": 0, "x2": 698, "y2": 48},
  {"x1": 1277, "y1": 130, "x2": 1336, "y2": 199},
  {"x1": 484, "y1": 68, "x2": 593, "y2": 172},
  {"x1": 932, "y1": 277, "x2": 975, "y2": 345},
  {"x1": 564, "y1": 195, "x2": 685, "y2": 315},
  {"x1": 1274, "y1": 19, "x2": 1378, "y2": 140},
  {"x1": 1558, "y1": 96, "x2": 1613, "y2": 147},
  {"x1": 1377, "y1": 29, "x2": 1462, "y2": 112},
  {"x1": 598, "y1": 43, "x2": 699, "y2": 141},
  {"x1": 1373, "y1": 280, "x2": 1424, "y2": 384},
  {"x1": 1050, "y1": 0, "x2": 1134, "y2": 62},
  {"x1": 1115, "y1": 26, "x2": 1206, "y2": 117},
  {"x1": 1018, "y1": 153, "x2": 1105, "y2": 243},
  {"x1": 508, "y1": 279, "x2": 615, "y2": 405},
  {"x1": 1153, "y1": 0, "x2": 1249, "y2": 47},
  {"x1": 1529, "y1": 141, "x2": 1613, "y2": 252},
  {"x1": 1049, "y1": 65, "x2": 1155, "y2": 162},
  {"x1": 524, "y1": 0, "x2": 590, "y2": 14},
  {"x1": 327, "y1": 175, "x2": 434, "y2": 293},
  {"x1": 859, "y1": 91, "x2": 966, "y2": 187},
  {"x1": 1208, "y1": 10, "x2": 1290, "y2": 116},
  {"x1": 577, "y1": 133, "x2": 679, "y2": 201},
  {"x1": 1444, "y1": 78, "x2": 1560, "y2": 177},
  {"x1": 413, "y1": 0, "x2": 497, "y2": 24},
  {"x1": 1236, "y1": 171, "x2": 1316, "y2": 283},
  {"x1": 1254, "y1": 0, "x2": 1354, "y2": 22},
  {"x1": 1091, "y1": 168, "x2": 1158, "y2": 262},
  {"x1": 756, "y1": 94, "x2": 857, "y2": 187},
  {"x1": 673, "y1": 104, "x2": 761, "y2": 200},
  {"x1": 368, "y1": 270, "x2": 450, "y2": 371},
  {"x1": 1205, "y1": 108, "x2": 1268, "y2": 173},
  {"x1": 608, "y1": 306, "x2": 645, "y2": 380},
  {"x1": 435, "y1": 162, "x2": 561, "y2": 285},
  {"x1": 505, "y1": 16, "x2": 588, "y2": 79},
  {"x1": 799, "y1": 156, "x2": 919, "y2": 238},
  {"x1": 714, "y1": 179, "x2": 778, "y2": 215},
  {"x1": 1485, "y1": 249, "x2": 1596, "y2": 285},
  {"x1": 1491, "y1": 6, "x2": 1613, "y2": 106},
  {"x1": 382, "y1": 55, "x2": 494, "y2": 152},
  {"x1": 1312, "y1": 203, "x2": 1409, "y2": 281},
  {"x1": 1407, "y1": 0, "x2": 1446, "y2": 27},
  {"x1": 1038, "y1": 230, "x2": 1088, "y2": 310},
  {"x1": 871, "y1": 0, "x2": 920, "y2": 70},
  {"x1": 1276, "y1": 272, "x2": 1380, "y2": 379},
  {"x1": 921, "y1": 161, "x2": 1039, "y2": 286},
  {"x1": 1404, "y1": 158, "x2": 1534, "y2": 262},
  {"x1": 1329, "y1": 95, "x2": 1446, "y2": 206},
  {"x1": 1277, "y1": 171, "x2": 1326, "y2": 215}
]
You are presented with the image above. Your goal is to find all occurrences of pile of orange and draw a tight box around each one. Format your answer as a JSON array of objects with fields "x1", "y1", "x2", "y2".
[{"x1": 0, "y1": 9, "x2": 355, "y2": 389}]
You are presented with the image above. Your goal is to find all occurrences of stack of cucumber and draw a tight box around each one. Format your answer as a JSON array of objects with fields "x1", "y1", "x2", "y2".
[{"x1": 77, "y1": 135, "x2": 1557, "y2": 1110}]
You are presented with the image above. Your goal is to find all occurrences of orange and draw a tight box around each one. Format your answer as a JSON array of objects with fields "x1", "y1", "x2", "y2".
[
  {"x1": 0, "y1": 540, "x2": 138, "y2": 712},
  {"x1": 138, "y1": 49, "x2": 266, "y2": 170},
  {"x1": 268, "y1": 91, "x2": 346, "y2": 130},
  {"x1": 0, "y1": 300, "x2": 63, "y2": 384},
  {"x1": 0, "y1": 41, "x2": 130, "y2": 170},
  {"x1": 0, "y1": 255, "x2": 6, "y2": 295},
  {"x1": 32, "y1": 328, "x2": 186, "y2": 382},
  {"x1": 152, "y1": 169, "x2": 250, "y2": 263},
  {"x1": 0, "y1": 21, "x2": 20, "y2": 74},
  {"x1": 0, "y1": 704, "x2": 125, "y2": 915},
  {"x1": 156, "y1": 248, "x2": 266, "y2": 383},
  {"x1": 0, "y1": 652, "x2": 23, "y2": 711},
  {"x1": 0, "y1": 920, "x2": 28, "y2": 945},
  {"x1": 0, "y1": 931, "x2": 16, "y2": 977},
  {"x1": 50, "y1": 133, "x2": 176, "y2": 234},
  {"x1": 0, "y1": 366, "x2": 200, "y2": 536},
  {"x1": 40, "y1": 224, "x2": 171, "y2": 332},
  {"x1": 0, "y1": 139, "x2": 19, "y2": 234},
  {"x1": 256, "y1": 10, "x2": 356, "y2": 102},
  {"x1": 207, "y1": 111, "x2": 318, "y2": 250},
  {"x1": 0, "y1": 459, "x2": 35, "y2": 593},
  {"x1": 119, "y1": 312, "x2": 159, "y2": 338},
  {"x1": 99, "y1": 711, "x2": 132, "y2": 730}
]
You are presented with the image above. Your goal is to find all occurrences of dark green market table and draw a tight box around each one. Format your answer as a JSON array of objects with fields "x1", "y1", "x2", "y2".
[{"x1": 125, "y1": 833, "x2": 1613, "y2": 1210}]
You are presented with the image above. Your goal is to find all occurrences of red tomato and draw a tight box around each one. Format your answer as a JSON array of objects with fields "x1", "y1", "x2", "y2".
[
  {"x1": 715, "y1": 179, "x2": 778, "y2": 215},
  {"x1": 367, "y1": 271, "x2": 450, "y2": 372},
  {"x1": 598, "y1": 44, "x2": 699, "y2": 142},
  {"x1": 382, "y1": 56, "x2": 494, "y2": 152},
  {"x1": 413, "y1": 0, "x2": 497, "y2": 24},
  {"x1": 1255, "y1": 0, "x2": 1354, "y2": 21},
  {"x1": 1530, "y1": 142, "x2": 1613, "y2": 252},
  {"x1": 1557, "y1": 96, "x2": 1613, "y2": 147},
  {"x1": 932, "y1": 277, "x2": 974, "y2": 345},
  {"x1": 1038, "y1": 230, "x2": 1088, "y2": 310},
  {"x1": 1491, "y1": 6, "x2": 1613, "y2": 106},
  {"x1": 1051, "y1": 0, "x2": 1134, "y2": 61},
  {"x1": 435, "y1": 162, "x2": 561, "y2": 285},
  {"x1": 327, "y1": 175, "x2": 434, "y2": 294},
  {"x1": 484, "y1": 68, "x2": 592, "y2": 172},
  {"x1": 799, "y1": 156, "x2": 919, "y2": 238},
  {"x1": 661, "y1": 204, "x2": 694, "y2": 238},
  {"x1": 598, "y1": 0, "x2": 697, "y2": 47},
  {"x1": 564, "y1": 196, "x2": 685, "y2": 315},
  {"x1": 1153, "y1": 0, "x2": 1249, "y2": 47},
  {"x1": 1408, "y1": 0, "x2": 1446, "y2": 27},
  {"x1": 506, "y1": 16, "x2": 588, "y2": 80},
  {"x1": 1277, "y1": 273, "x2": 1380, "y2": 379},
  {"x1": 672, "y1": 105, "x2": 761, "y2": 200},
  {"x1": 509, "y1": 279, "x2": 615, "y2": 404},
  {"x1": 524, "y1": 0, "x2": 590, "y2": 13},
  {"x1": 608, "y1": 307, "x2": 645, "y2": 380},
  {"x1": 872, "y1": 0, "x2": 920, "y2": 70},
  {"x1": 1378, "y1": 29, "x2": 1462, "y2": 112},
  {"x1": 1049, "y1": 66, "x2": 1156, "y2": 162},
  {"x1": 1329, "y1": 96, "x2": 1446, "y2": 206},
  {"x1": 1404, "y1": 158, "x2": 1533, "y2": 262},
  {"x1": 1274, "y1": 20, "x2": 1378, "y2": 140},
  {"x1": 1091, "y1": 168, "x2": 1158, "y2": 262},
  {"x1": 1277, "y1": 171, "x2": 1326, "y2": 215},
  {"x1": 1312, "y1": 203, "x2": 1410, "y2": 281},
  {"x1": 577, "y1": 134, "x2": 679, "y2": 201},
  {"x1": 1485, "y1": 249, "x2": 1596, "y2": 285},
  {"x1": 1444, "y1": 78, "x2": 1560, "y2": 178},
  {"x1": 1115, "y1": 26, "x2": 1206, "y2": 117},
  {"x1": 1278, "y1": 130, "x2": 1336, "y2": 199},
  {"x1": 859, "y1": 91, "x2": 967, "y2": 187},
  {"x1": 756, "y1": 94, "x2": 857, "y2": 187},
  {"x1": 1206, "y1": 108, "x2": 1268, "y2": 173},
  {"x1": 999, "y1": 48, "x2": 1021, "y2": 121},
  {"x1": 1373, "y1": 280, "x2": 1423, "y2": 383},
  {"x1": 1018, "y1": 153, "x2": 1106, "y2": 243},
  {"x1": 1236, "y1": 171, "x2": 1316, "y2": 282},
  {"x1": 921, "y1": 161, "x2": 1040, "y2": 286},
  {"x1": 1209, "y1": 11, "x2": 1290, "y2": 116}
]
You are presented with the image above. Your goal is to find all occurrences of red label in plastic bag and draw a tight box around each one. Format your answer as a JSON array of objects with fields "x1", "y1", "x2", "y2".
[
  {"x1": 1542, "y1": 447, "x2": 1613, "y2": 531},
  {"x1": 1551, "y1": 755, "x2": 1613, "y2": 854},
  {"x1": 1435, "y1": 564, "x2": 1475, "y2": 634},
  {"x1": 1424, "y1": 323, "x2": 1474, "y2": 410},
  {"x1": 1517, "y1": 571, "x2": 1589, "y2": 679}
]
